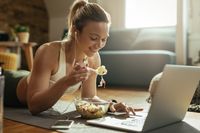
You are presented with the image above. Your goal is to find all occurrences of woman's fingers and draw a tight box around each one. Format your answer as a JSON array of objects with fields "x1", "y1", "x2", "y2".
[
  {"x1": 133, "y1": 108, "x2": 143, "y2": 112},
  {"x1": 113, "y1": 102, "x2": 127, "y2": 112},
  {"x1": 127, "y1": 107, "x2": 136, "y2": 115},
  {"x1": 109, "y1": 103, "x2": 116, "y2": 112},
  {"x1": 112, "y1": 102, "x2": 143, "y2": 116},
  {"x1": 73, "y1": 74, "x2": 88, "y2": 82},
  {"x1": 71, "y1": 66, "x2": 91, "y2": 82},
  {"x1": 72, "y1": 65, "x2": 89, "y2": 74},
  {"x1": 74, "y1": 63, "x2": 82, "y2": 71}
]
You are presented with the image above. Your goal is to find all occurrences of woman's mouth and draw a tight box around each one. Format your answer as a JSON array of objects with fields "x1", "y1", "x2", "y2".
[{"x1": 89, "y1": 47, "x2": 98, "y2": 53}]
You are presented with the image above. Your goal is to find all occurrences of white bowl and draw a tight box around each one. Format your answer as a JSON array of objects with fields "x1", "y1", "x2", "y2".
[{"x1": 74, "y1": 98, "x2": 109, "y2": 119}]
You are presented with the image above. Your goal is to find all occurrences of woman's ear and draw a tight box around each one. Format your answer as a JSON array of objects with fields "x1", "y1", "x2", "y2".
[
  {"x1": 71, "y1": 25, "x2": 77, "y2": 38},
  {"x1": 75, "y1": 31, "x2": 77, "y2": 38}
]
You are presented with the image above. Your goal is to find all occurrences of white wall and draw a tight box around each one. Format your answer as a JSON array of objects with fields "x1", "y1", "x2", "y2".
[
  {"x1": 49, "y1": 17, "x2": 67, "y2": 41},
  {"x1": 98, "y1": 0, "x2": 125, "y2": 29},
  {"x1": 188, "y1": 0, "x2": 200, "y2": 63},
  {"x1": 176, "y1": 0, "x2": 188, "y2": 65},
  {"x1": 44, "y1": 0, "x2": 73, "y2": 41},
  {"x1": 44, "y1": 0, "x2": 125, "y2": 41}
]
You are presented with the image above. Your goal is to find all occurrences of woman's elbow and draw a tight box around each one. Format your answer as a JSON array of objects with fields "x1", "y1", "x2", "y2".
[
  {"x1": 27, "y1": 100, "x2": 44, "y2": 115},
  {"x1": 28, "y1": 104, "x2": 41, "y2": 115}
]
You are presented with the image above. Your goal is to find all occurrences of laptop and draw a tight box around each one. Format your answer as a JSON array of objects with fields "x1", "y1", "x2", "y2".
[{"x1": 87, "y1": 64, "x2": 200, "y2": 132}]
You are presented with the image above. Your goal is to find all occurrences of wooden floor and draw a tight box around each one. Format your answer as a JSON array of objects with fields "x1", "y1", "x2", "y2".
[{"x1": 3, "y1": 87, "x2": 148, "y2": 133}]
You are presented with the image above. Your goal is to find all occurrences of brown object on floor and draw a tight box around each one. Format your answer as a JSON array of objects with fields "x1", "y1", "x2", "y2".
[
  {"x1": 21, "y1": 42, "x2": 35, "y2": 71},
  {"x1": 0, "y1": 52, "x2": 17, "y2": 70},
  {"x1": 0, "y1": 41, "x2": 37, "y2": 71}
]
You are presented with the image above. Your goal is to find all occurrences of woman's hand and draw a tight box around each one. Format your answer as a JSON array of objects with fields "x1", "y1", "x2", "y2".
[
  {"x1": 109, "y1": 102, "x2": 143, "y2": 116},
  {"x1": 65, "y1": 63, "x2": 90, "y2": 86}
]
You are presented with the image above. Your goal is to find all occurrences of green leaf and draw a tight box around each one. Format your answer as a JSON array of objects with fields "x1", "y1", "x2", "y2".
[{"x1": 14, "y1": 24, "x2": 29, "y2": 33}]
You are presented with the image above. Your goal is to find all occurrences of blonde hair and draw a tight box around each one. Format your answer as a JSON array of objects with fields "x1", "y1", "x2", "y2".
[{"x1": 66, "y1": 0, "x2": 111, "y2": 39}]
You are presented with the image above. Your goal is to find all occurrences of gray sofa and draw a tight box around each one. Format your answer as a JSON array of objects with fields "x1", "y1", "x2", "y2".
[{"x1": 99, "y1": 26, "x2": 176, "y2": 88}]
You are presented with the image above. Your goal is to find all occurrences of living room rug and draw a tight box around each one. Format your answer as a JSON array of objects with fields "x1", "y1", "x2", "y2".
[
  {"x1": 4, "y1": 100, "x2": 149, "y2": 133},
  {"x1": 4, "y1": 98, "x2": 200, "y2": 133},
  {"x1": 4, "y1": 100, "x2": 80, "y2": 132}
]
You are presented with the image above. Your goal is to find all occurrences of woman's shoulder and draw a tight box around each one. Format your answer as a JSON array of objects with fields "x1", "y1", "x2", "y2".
[
  {"x1": 36, "y1": 41, "x2": 62, "y2": 56},
  {"x1": 39, "y1": 41, "x2": 61, "y2": 51},
  {"x1": 34, "y1": 41, "x2": 62, "y2": 66}
]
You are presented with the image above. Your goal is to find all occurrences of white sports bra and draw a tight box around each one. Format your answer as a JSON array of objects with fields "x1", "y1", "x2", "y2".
[{"x1": 49, "y1": 42, "x2": 81, "y2": 93}]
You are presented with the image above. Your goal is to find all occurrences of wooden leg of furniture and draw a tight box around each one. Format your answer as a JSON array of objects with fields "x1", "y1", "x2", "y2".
[
  {"x1": 23, "y1": 43, "x2": 33, "y2": 71},
  {"x1": 0, "y1": 47, "x2": 7, "y2": 52}
]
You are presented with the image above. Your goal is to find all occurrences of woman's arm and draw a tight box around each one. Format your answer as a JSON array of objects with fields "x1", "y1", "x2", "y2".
[
  {"x1": 27, "y1": 43, "x2": 88, "y2": 115},
  {"x1": 81, "y1": 52, "x2": 100, "y2": 98},
  {"x1": 27, "y1": 44, "x2": 68, "y2": 114}
]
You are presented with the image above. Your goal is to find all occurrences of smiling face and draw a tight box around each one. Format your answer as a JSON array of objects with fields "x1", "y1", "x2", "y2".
[{"x1": 76, "y1": 21, "x2": 110, "y2": 57}]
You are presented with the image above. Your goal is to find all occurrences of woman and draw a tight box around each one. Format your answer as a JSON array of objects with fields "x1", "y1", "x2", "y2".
[{"x1": 5, "y1": 0, "x2": 139, "y2": 115}]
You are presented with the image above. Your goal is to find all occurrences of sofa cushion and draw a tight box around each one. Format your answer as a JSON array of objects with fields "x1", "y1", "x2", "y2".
[
  {"x1": 102, "y1": 26, "x2": 175, "y2": 52},
  {"x1": 102, "y1": 28, "x2": 139, "y2": 51},
  {"x1": 133, "y1": 36, "x2": 175, "y2": 52},
  {"x1": 99, "y1": 50, "x2": 176, "y2": 87},
  {"x1": 132, "y1": 27, "x2": 175, "y2": 52},
  {"x1": 4, "y1": 70, "x2": 30, "y2": 107}
]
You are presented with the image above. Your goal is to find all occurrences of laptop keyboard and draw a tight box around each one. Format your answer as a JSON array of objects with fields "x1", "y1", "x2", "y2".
[{"x1": 121, "y1": 117, "x2": 145, "y2": 127}]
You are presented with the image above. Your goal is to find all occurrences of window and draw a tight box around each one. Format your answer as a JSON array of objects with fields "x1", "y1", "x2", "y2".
[{"x1": 125, "y1": 0, "x2": 177, "y2": 28}]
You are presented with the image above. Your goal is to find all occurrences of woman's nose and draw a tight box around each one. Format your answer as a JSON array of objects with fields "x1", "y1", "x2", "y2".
[{"x1": 96, "y1": 40, "x2": 105, "y2": 49}]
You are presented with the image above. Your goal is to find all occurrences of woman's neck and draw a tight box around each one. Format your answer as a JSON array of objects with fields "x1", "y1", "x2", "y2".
[{"x1": 65, "y1": 39, "x2": 86, "y2": 63}]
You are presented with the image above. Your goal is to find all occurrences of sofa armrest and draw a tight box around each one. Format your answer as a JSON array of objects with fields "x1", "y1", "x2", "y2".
[{"x1": 99, "y1": 50, "x2": 176, "y2": 87}]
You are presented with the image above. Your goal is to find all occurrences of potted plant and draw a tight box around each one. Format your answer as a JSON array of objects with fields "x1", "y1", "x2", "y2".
[{"x1": 14, "y1": 24, "x2": 30, "y2": 43}]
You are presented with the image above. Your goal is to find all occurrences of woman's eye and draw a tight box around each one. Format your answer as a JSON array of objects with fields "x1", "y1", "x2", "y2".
[
  {"x1": 90, "y1": 37, "x2": 98, "y2": 41},
  {"x1": 102, "y1": 38, "x2": 107, "y2": 42}
]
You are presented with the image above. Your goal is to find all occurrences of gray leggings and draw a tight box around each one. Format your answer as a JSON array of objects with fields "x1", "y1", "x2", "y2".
[{"x1": 4, "y1": 70, "x2": 29, "y2": 107}]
